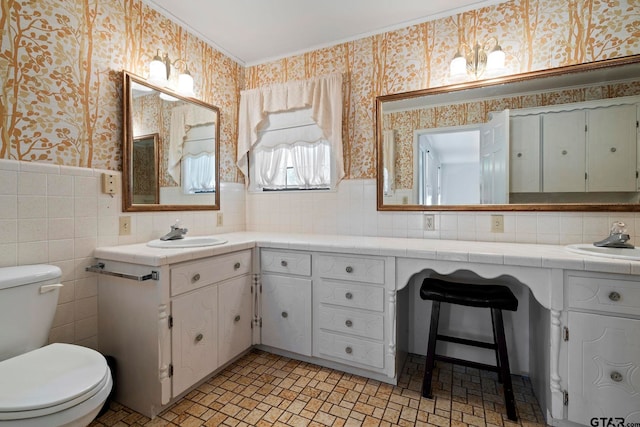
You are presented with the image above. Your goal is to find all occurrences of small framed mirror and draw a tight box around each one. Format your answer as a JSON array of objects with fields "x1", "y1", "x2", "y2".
[
  {"x1": 123, "y1": 71, "x2": 220, "y2": 212},
  {"x1": 132, "y1": 133, "x2": 159, "y2": 204}
]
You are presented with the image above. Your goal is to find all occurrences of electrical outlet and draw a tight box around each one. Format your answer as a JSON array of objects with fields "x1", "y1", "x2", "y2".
[
  {"x1": 424, "y1": 214, "x2": 435, "y2": 231},
  {"x1": 491, "y1": 215, "x2": 504, "y2": 233},
  {"x1": 101, "y1": 173, "x2": 117, "y2": 194},
  {"x1": 216, "y1": 212, "x2": 223, "y2": 226},
  {"x1": 119, "y1": 216, "x2": 131, "y2": 235}
]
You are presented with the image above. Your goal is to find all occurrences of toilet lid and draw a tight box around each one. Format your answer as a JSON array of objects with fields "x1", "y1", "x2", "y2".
[{"x1": 0, "y1": 343, "x2": 109, "y2": 414}]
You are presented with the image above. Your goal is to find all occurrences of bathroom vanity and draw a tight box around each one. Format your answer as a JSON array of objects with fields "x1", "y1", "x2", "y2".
[{"x1": 92, "y1": 232, "x2": 640, "y2": 424}]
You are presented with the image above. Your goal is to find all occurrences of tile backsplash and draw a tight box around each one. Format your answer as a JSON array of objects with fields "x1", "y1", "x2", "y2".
[
  {"x1": 1, "y1": 158, "x2": 638, "y2": 349},
  {"x1": 246, "y1": 179, "x2": 639, "y2": 246},
  {"x1": 0, "y1": 159, "x2": 245, "y2": 348}
]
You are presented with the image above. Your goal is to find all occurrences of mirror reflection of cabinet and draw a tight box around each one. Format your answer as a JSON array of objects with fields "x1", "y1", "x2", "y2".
[{"x1": 513, "y1": 103, "x2": 638, "y2": 194}]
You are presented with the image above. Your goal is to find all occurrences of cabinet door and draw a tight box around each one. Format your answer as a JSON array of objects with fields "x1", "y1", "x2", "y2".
[
  {"x1": 586, "y1": 105, "x2": 637, "y2": 191},
  {"x1": 171, "y1": 286, "x2": 218, "y2": 397},
  {"x1": 510, "y1": 115, "x2": 541, "y2": 193},
  {"x1": 261, "y1": 274, "x2": 312, "y2": 356},
  {"x1": 542, "y1": 110, "x2": 586, "y2": 192},
  {"x1": 218, "y1": 275, "x2": 253, "y2": 366},
  {"x1": 568, "y1": 311, "x2": 640, "y2": 425}
]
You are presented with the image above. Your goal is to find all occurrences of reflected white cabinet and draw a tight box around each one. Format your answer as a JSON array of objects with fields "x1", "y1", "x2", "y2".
[
  {"x1": 542, "y1": 110, "x2": 587, "y2": 192},
  {"x1": 510, "y1": 115, "x2": 541, "y2": 193},
  {"x1": 564, "y1": 272, "x2": 640, "y2": 425},
  {"x1": 541, "y1": 104, "x2": 637, "y2": 192},
  {"x1": 97, "y1": 249, "x2": 253, "y2": 418}
]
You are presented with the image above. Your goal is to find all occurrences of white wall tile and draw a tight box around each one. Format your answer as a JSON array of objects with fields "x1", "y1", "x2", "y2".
[
  {"x1": 17, "y1": 196, "x2": 46, "y2": 218},
  {"x1": 0, "y1": 170, "x2": 17, "y2": 195},
  {"x1": 18, "y1": 172, "x2": 47, "y2": 195}
]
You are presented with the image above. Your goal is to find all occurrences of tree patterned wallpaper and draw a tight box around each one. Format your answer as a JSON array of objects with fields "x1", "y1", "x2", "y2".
[{"x1": 1, "y1": 0, "x2": 639, "y2": 183}]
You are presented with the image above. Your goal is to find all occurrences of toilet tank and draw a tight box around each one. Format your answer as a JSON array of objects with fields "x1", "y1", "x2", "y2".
[{"x1": 0, "y1": 265, "x2": 63, "y2": 361}]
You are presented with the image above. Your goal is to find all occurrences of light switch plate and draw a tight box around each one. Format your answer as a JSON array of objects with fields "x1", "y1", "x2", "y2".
[
  {"x1": 491, "y1": 215, "x2": 504, "y2": 233},
  {"x1": 101, "y1": 173, "x2": 117, "y2": 194},
  {"x1": 119, "y1": 216, "x2": 131, "y2": 235}
]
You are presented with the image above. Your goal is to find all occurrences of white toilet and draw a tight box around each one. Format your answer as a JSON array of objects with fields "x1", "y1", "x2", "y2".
[{"x1": 0, "y1": 265, "x2": 112, "y2": 427}]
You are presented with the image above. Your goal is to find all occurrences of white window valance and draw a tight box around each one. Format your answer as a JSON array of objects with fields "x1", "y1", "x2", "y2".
[{"x1": 237, "y1": 73, "x2": 344, "y2": 184}]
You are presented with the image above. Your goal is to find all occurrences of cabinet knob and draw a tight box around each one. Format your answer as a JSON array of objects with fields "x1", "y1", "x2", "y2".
[
  {"x1": 345, "y1": 292, "x2": 353, "y2": 300},
  {"x1": 561, "y1": 150, "x2": 568, "y2": 155},
  {"x1": 234, "y1": 315, "x2": 241, "y2": 322},
  {"x1": 345, "y1": 319, "x2": 353, "y2": 327},
  {"x1": 345, "y1": 346, "x2": 353, "y2": 354},
  {"x1": 517, "y1": 153, "x2": 522, "y2": 158},
  {"x1": 345, "y1": 266, "x2": 353, "y2": 273},
  {"x1": 234, "y1": 262, "x2": 241, "y2": 270},
  {"x1": 281, "y1": 260, "x2": 288, "y2": 267},
  {"x1": 610, "y1": 371, "x2": 623, "y2": 382},
  {"x1": 610, "y1": 147, "x2": 617, "y2": 153},
  {"x1": 195, "y1": 333, "x2": 204, "y2": 342},
  {"x1": 192, "y1": 273, "x2": 201, "y2": 283},
  {"x1": 608, "y1": 291, "x2": 621, "y2": 302},
  {"x1": 281, "y1": 311, "x2": 288, "y2": 318}
]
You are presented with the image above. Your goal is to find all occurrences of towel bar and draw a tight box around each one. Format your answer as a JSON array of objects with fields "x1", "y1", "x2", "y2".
[{"x1": 86, "y1": 262, "x2": 159, "y2": 281}]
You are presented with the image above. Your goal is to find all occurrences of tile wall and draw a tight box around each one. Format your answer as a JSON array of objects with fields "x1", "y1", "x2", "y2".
[
  {"x1": 246, "y1": 179, "x2": 639, "y2": 246},
  {"x1": 0, "y1": 159, "x2": 245, "y2": 348}
]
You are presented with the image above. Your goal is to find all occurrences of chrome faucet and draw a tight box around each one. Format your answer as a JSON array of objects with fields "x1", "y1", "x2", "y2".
[
  {"x1": 160, "y1": 220, "x2": 188, "y2": 241},
  {"x1": 593, "y1": 221, "x2": 634, "y2": 248}
]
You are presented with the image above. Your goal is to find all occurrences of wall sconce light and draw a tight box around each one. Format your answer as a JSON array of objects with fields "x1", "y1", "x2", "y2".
[
  {"x1": 148, "y1": 49, "x2": 195, "y2": 97},
  {"x1": 449, "y1": 37, "x2": 506, "y2": 82}
]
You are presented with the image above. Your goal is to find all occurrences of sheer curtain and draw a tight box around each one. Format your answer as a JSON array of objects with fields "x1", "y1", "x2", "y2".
[
  {"x1": 182, "y1": 154, "x2": 216, "y2": 193},
  {"x1": 254, "y1": 146, "x2": 287, "y2": 188},
  {"x1": 237, "y1": 73, "x2": 344, "y2": 186},
  {"x1": 290, "y1": 141, "x2": 330, "y2": 187}
]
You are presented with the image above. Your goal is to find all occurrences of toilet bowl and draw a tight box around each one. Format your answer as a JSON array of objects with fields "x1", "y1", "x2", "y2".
[{"x1": 0, "y1": 265, "x2": 113, "y2": 426}]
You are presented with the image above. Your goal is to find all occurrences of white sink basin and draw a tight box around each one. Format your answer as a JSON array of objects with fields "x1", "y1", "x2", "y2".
[
  {"x1": 147, "y1": 236, "x2": 228, "y2": 248},
  {"x1": 565, "y1": 243, "x2": 640, "y2": 260}
]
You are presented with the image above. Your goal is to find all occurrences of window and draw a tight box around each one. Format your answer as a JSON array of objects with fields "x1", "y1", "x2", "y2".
[
  {"x1": 237, "y1": 73, "x2": 345, "y2": 191},
  {"x1": 249, "y1": 109, "x2": 332, "y2": 191}
]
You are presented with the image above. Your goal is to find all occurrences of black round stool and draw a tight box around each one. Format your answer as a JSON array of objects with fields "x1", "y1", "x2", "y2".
[{"x1": 420, "y1": 277, "x2": 519, "y2": 421}]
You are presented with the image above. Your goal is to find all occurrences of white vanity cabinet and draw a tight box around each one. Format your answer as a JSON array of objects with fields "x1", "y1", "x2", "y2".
[
  {"x1": 260, "y1": 249, "x2": 312, "y2": 356},
  {"x1": 97, "y1": 249, "x2": 253, "y2": 418},
  {"x1": 258, "y1": 248, "x2": 396, "y2": 381},
  {"x1": 564, "y1": 271, "x2": 640, "y2": 425}
]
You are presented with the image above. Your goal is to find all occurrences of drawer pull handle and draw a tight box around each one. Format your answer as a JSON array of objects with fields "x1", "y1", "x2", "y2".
[
  {"x1": 608, "y1": 291, "x2": 621, "y2": 302},
  {"x1": 517, "y1": 152, "x2": 522, "y2": 158},
  {"x1": 345, "y1": 319, "x2": 353, "y2": 327},
  {"x1": 345, "y1": 292, "x2": 353, "y2": 300},
  {"x1": 611, "y1": 371, "x2": 623, "y2": 382},
  {"x1": 281, "y1": 311, "x2": 288, "y2": 318},
  {"x1": 611, "y1": 147, "x2": 617, "y2": 153},
  {"x1": 234, "y1": 315, "x2": 241, "y2": 322},
  {"x1": 345, "y1": 266, "x2": 353, "y2": 273},
  {"x1": 234, "y1": 262, "x2": 241, "y2": 270},
  {"x1": 562, "y1": 150, "x2": 567, "y2": 155},
  {"x1": 281, "y1": 260, "x2": 288, "y2": 267},
  {"x1": 195, "y1": 333, "x2": 204, "y2": 342},
  {"x1": 192, "y1": 273, "x2": 201, "y2": 283},
  {"x1": 345, "y1": 346, "x2": 353, "y2": 354}
]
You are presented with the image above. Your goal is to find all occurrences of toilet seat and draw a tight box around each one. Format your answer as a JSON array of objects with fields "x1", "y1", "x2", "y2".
[{"x1": 0, "y1": 343, "x2": 110, "y2": 420}]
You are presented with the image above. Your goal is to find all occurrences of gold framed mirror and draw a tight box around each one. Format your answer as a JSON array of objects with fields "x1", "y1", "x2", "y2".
[
  {"x1": 376, "y1": 55, "x2": 640, "y2": 212},
  {"x1": 123, "y1": 71, "x2": 220, "y2": 212}
]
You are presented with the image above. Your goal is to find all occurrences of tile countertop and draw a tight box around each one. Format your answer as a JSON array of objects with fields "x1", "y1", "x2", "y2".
[{"x1": 92, "y1": 232, "x2": 640, "y2": 276}]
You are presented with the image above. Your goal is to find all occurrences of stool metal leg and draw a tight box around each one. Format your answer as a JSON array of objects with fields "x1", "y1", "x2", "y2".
[
  {"x1": 422, "y1": 300, "x2": 441, "y2": 399},
  {"x1": 492, "y1": 308, "x2": 517, "y2": 421}
]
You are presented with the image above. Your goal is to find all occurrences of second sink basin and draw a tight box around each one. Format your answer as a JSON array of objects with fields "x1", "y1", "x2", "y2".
[
  {"x1": 147, "y1": 236, "x2": 228, "y2": 248},
  {"x1": 565, "y1": 243, "x2": 640, "y2": 261}
]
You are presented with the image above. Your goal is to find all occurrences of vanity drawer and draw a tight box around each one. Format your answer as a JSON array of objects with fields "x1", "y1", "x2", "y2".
[
  {"x1": 566, "y1": 274, "x2": 640, "y2": 316},
  {"x1": 261, "y1": 249, "x2": 311, "y2": 276},
  {"x1": 316, "y1": 254, "x2": 385, "y2": 284},
  {"x1": 171, "y1": 250, "x2": 252, "y2": 296},
  {"x1": 315, "y1": 280, "x2": 385, "y2": 312},
  {"x1": 316, "y1": 330, "x2": 384, "y2": 369},
  {"x1": 317, "y1": 305, "x2": 383, "y2": 340}
]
